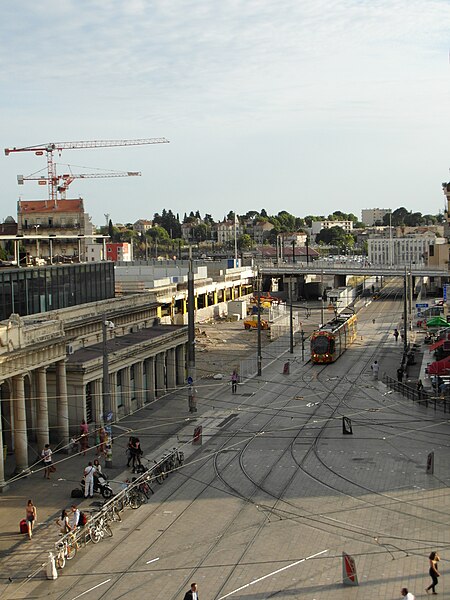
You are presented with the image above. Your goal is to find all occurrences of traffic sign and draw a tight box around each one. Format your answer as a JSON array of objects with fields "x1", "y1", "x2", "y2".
[{"x1": 415, "y1": 303, "x2": 429, "y2": 308}]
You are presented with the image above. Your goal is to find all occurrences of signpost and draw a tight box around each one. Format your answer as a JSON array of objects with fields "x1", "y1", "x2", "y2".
[{"x1": 415, "y1": 303, "x2": 429, "y2": 309}]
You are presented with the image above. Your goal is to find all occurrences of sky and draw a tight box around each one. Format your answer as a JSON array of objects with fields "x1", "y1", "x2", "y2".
[{"x1": 1, "y1": 0, "x2": 450, "y2": 227}]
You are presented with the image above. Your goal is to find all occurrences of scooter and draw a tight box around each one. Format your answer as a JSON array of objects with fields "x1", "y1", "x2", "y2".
[{"x1": 80, "y1": 473, "x2": 113, "y2": 499}]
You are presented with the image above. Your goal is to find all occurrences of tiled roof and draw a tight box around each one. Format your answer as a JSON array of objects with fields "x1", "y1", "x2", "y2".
[{"x1": 19, "y1": 199, "x2": 84, "y2": 213}]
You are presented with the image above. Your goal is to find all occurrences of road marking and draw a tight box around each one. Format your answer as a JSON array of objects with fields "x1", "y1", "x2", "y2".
[
  {"x1": 71, "y1": 579, "x2": 111, "y2": 600},
  {"x1": 146, "y1": 557, "x2": 160, "y2": 564},
  {"x1": 217, "y1": 549, "x2": 328, "y2": 600}
]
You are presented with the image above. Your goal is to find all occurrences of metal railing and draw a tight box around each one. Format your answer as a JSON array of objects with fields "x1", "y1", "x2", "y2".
[
  {"x1": 383, "y1": 374, "x2": 450, "y2": 413},
  {"x1": 53, "y1": 447, "x2": 184, "y2": 569}
]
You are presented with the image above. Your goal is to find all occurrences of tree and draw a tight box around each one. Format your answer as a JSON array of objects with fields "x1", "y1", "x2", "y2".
[{"x1": 237, "y1": 234, "x2": 255, "y2": 251}]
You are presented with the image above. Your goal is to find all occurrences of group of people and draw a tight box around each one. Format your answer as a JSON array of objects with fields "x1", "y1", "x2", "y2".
[
  {"x1": 55, "y1": 505, "x2": 82, "y2": 535},
  {"x1": 71, "y1": 420, "x2": 108, "y2": 457}
]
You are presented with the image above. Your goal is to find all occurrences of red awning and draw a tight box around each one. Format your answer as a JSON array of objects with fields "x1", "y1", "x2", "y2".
[
  {"x1": 428, "y1": 356, "x2": 450, "y2": 375},
  {"x1": 429, "y1": 339, "x2": 445, "y2": 352}
]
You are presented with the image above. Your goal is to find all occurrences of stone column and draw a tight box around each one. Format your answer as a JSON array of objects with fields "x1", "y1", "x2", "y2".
[
  {"x1": 0, "y1": 382, "x2": 7, "y2": 490},
  {"x1": 145, "y1": 357, "x2": 155, "y2": 403},
  {"x1": 166, "y1": 348, "x2": 176, "y2": 391},
  {"x1": 93, "y1": 379, "x2": 103, "y2": 426},
  {"x1": 176, "y1": 344, "x2": 186, "y2": 385},
  {"x1": 13, "y1": 375, "x2": 28, "y2": 473},
  {"x1": 56, "y1": 360, "x2": 69, "y2": 448},
  {"x1": 135, "y1": 362, "x2": 144, "y2": 409},
  {"x1": 122, "y1": 367, "x2": 131, "y2": 413},
  {"x1": 109, "y1": 373, "x2": 117, "y2": 415},
  {"x1": 36, "y1": 367, "x2": 49, "y2": 452},
  {"x1": 155, "y1": 352, "x2": 166, "y2": 397}
]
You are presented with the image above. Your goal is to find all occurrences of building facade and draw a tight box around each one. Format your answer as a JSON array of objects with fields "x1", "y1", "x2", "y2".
[
  {"x1": 311, "y1": 220, "x2": 354, "y2": 235},
  {"x1": 368, "y1": 236, "x2": 436, "y2": 265},
  {"x1": 361, "y1": 208, "x2": 390, "y2": 226}
]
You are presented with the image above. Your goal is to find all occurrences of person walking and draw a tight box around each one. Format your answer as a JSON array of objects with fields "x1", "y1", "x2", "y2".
[
  {"x1": 79, "y1": 419, "x2": 89, "y2": 455},
  {"x1": 371, "y1": 360, "x2": 380, "y2": 380},
  {"x1": 83, "y1": 461, "x2": 95, "y2": 498},
  {"x1": 394, "y1": 328, "x2": 399, "y2": 342},
  {"x1": 97, "y1": 427, "x2": 107, "y2": 457},
  {"x1": 397, "y1": 367, "x2": 404, "y2": 383},
  {"x1": 401, "y1": 587, "x2": 415, "y2": 599},
  {"x1": 426, "y1": 551, "x2": 440, "y2": 594},
  {"x1": 25, "y1": 499, "x2": 37, "y2": 540},
  {"x1": 41, "y1": 444, "x2": 53, "y2": 479},
  {"x1": 231, "y1": 370, "x2": 239, "y2": 394},
  {"x1": 131, "y1": 437, "x2": 142, "y2": 473},
  {"x1": 183, "y1": 582, "x2": 198, "y2": 600},
  {"x1": 417, "y1": 379, "x2": 424, "y2": 399}
]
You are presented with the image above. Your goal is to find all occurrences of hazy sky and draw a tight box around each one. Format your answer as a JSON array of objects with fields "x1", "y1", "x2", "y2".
[{"x1": 1, "y1": 0, "x2": 449, "y2": 227}]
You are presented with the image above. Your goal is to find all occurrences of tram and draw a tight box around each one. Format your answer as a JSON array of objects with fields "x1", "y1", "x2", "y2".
[{"x1": 310, "y1": 312, "x2": 357, "y2": 364}]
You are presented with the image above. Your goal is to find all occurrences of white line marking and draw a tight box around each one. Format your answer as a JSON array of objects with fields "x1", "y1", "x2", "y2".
[
  {"x1": 217, "y1": 549, "x2": 328, "y2": 600},
  {"x1": 146, "y1": 557, "x2": 160, "y2": 564},
  {"x1": 70, "y1": 579, "x2": 111, "y2": 600}
]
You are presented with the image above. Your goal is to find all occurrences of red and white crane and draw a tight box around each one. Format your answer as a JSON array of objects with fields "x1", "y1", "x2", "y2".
[
  {"x1": 5, "y1": 138, "x2": 169, "y2": 202},
  {"x1": 17, "y1": 168, "x2": 141, "y2": 199}
]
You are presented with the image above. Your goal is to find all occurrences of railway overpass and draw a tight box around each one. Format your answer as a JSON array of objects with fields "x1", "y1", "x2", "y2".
[{"x1": 255, "y1": 260, "x2": 448, "y2": 298}]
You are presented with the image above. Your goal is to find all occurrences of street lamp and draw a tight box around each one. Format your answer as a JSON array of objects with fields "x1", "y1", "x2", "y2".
[{"x1": 102, "y1": 315, "x2": 115, "y2": 468}]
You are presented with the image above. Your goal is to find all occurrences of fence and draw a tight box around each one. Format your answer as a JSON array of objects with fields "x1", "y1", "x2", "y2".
[{"x1": 383, "y1": 374, "x2": 450, "y2": 413}]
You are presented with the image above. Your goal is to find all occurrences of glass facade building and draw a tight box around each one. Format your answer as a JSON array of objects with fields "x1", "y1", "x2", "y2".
[{"x1": 0, "y1": 262, "x2": 115, "y2": 320}]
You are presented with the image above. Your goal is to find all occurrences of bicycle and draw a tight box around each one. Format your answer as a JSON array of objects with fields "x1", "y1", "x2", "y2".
[
  {"x1": 88, "y1": 512, "x2": 113, "y2": 544},
  {"x1": 55, "y1": 532, "x2": 78, "y2": 568}
]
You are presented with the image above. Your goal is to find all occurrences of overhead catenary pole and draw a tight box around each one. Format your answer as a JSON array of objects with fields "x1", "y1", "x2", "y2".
[
  {"x1": 187, "y1": 245, "x2": 197, "y2": 411},
  {"x1": 257, "y1": 269, "x2": 262, "y2": 376},
  {"x1": 289, "y1": 278, "x2": 294, "y2": 354},
  {"x1": 403, "y1": 265, "x2": 408, "y2": 355},
  {"x1": 234, "y1": 213, "x2": 238, "y2": 264},
  {"x1": 102, "y1": 314, "x2": 113, "y2": 468}
]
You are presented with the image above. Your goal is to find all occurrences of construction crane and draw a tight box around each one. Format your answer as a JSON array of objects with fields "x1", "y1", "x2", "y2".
[
  {"x1": 17, "y1": 169, "x2": 141, "y2": 199},
  {"x1": 5, "y1": 138, "x2": 169, "y2": 201}
]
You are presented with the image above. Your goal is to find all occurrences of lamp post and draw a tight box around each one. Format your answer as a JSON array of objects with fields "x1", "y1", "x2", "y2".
[{"x1": 102, "y1": 315, "x2": 115, "y2": 468}]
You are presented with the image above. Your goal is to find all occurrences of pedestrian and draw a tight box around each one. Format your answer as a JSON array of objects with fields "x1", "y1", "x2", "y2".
[
  {"x1": 183, "y1": 582, "x2": 199, "y2": 600},
  {"x1": 70, "y1": 505, "x2": 80, "y2": 530},
  {"x1": 397, "y1": 367, "x2": 403, "y2": 383},
  {"x1": 25, "y1": 499, "x2": 37, "y2": 540},
  {"x1": 131, "y1": 437, "x2": 142, "y2": 473},
  {"x1": 41, "y1": 443, "x2": 53, "y2": 479},
  {"x1": 80, "y1": 419, "x2": 89, "y2": 455},
  {"x1": 426, "y1": 550, "x2": 440, "y2": 595},
  {"x1": 83, "y1": 461, "x2": 95, "y2": 498},
  {"x1": 394, "y1": 328, "x2": 399, "y2": 342},
  {"x1": 371, "y1": 360, "x2": 380, "y2": 380},
  {"x1": 97, "y1": 427, "x2": 106, "y2": 457},
  {"x1": 401, "y1": 587, "x2": 415, "y2": 599},
  {"x1": 55, "y1": 509, "x2": 71, "y2": 534},
  {"x1": 231, "y1": 369, "x2": 239, "y2": 394},
  {"x1": 93, "y1": 458, "x2": 102, "y2": 475},
  {"x1": 126, "y1": 436, "x2": 133, "y2": 467},
  {"x1": 417, "y1": 379, "x2": 424, "y2": 399}
]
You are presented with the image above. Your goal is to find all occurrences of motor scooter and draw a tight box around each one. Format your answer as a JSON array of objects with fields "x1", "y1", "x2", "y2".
[{"x1": 80, "y1": 472, "x2": 113, "y2": 498}]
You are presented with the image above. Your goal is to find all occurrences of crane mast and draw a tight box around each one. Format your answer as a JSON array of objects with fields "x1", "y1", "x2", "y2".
[{"x1": 5, "y1": 138, "x2": 169, "y2": 201}]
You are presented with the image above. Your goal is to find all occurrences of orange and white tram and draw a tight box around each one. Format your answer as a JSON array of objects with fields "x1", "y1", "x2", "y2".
[{"x1": 310, "y1": 312, "x2": 357, "y2": 364}]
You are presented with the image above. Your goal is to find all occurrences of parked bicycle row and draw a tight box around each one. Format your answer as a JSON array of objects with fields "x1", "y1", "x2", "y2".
[{"x1": 53, "y1": 447, "x2": 185, "y2": 569}]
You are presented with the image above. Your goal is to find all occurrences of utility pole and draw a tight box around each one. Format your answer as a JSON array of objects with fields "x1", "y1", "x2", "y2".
[
  {"x1": 257, "y1": 270, "x2": 262, "y2": 376},
  {"x1": 320, "y1": 270, "x2": 324, "y2": 326},
  {"x1": 102, "y1": 315, "x2": 114, "y2": 468},
  {"x1": 301, "y1": 329, "x2": 305, "y2": 361},
  {"x1": 403, "y1": 265, "x2": 408, "y2": 355},
  {"x1": 305, "y1": 236, "x2": 310, "y2": 265},
  {"x1": 187, "y1": 246, "x2": 196, "y2": 412},
  {"x1": 289, "y1": 278, "x2": 294, "y2": 354},
  {"x1": 292, "y1": 240, "x2": 296, "y2": 264}
]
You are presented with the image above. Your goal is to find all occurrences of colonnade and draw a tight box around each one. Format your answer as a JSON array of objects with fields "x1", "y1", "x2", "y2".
[
  {"x1": 0, "y1": 360, "x2": 69, "y2": 488},
  {"x1": 0, "y1": 342, "x2": 187, "y2": 489}
]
